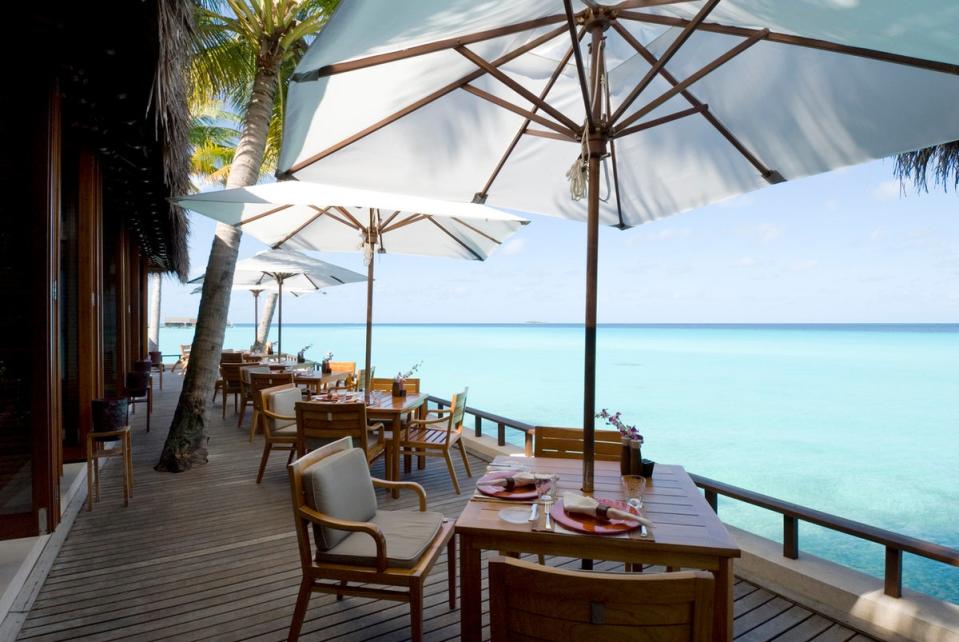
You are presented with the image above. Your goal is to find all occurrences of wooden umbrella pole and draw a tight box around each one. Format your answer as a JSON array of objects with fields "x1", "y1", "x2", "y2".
[
  {"x1": 364, "y1": 211, "x2": 375, "y2": 401},
  {"x1": 252, "y1": 290, "x2": 260, "y2": 346},
  {"x1": 582, "y1": 16, "x2": 608, "y2": 494},
  {"x1": 277, "y1": 277, "x2": 283, "y2": 358}
]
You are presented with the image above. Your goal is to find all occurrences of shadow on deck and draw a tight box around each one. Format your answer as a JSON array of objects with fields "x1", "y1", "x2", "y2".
[{"x1": 16, "y1": 376, "x2": 876, "y2": 641}]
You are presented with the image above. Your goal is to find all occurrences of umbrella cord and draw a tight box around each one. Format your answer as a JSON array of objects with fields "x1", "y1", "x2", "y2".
[{"x1": 566, "y1": 39, "x2": 607, "y2": 202}]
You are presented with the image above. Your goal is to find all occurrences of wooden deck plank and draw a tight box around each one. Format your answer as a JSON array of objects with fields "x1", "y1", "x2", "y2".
[{"x1": 16, "y1": 376, "x2": 878, "y2": 642}]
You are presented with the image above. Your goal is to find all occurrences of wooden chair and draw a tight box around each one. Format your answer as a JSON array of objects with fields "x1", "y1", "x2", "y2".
[
  {"x1": 370, "y1": 377, "x2": 421, "y2": 393},
  {"x1": 220, "y1": 350, "x2": 244, "y2": 363},
  {"x1": 171, "y1": 343, "x2": 191, "y2": 373},
  {"x1": 256, "y1": 384, "x2": 300, "y2": 483},
  {"x1": 237, "y1": 365, "x2": 271, "y2": 427},
  {"x1": 400, "y1": 388, "x2": 471, "y2": 494},
  {"x1": 241, "y1": 352, "x2": 262, "y2": 363},
  {"x1": 488, "y1": 556, "x2": 714, "y2": 642},
  {"x1": 348, "y1": 366, "x2": 374, "y2": 391},
  {"x1": 148, "y1": 351, "x2": 164, "y2": 390},
  {"x1": 125, "y1": 371, "x2": 152, "y2": 432},
  {"x1": 294, "y1": 401, "x2": 386, "y2": 465},
  {"x1": 328, "y1": 360, "x2": 356, "y2": 374},
  {"x1": 287, "y1": 437, "x2": 455, "y2": 642},
  {"x1": 218, "y1": 363, "x2": 245, "y2": 419},
  {"x1": 533, "y1": 426, "x2": 623, "y2": 461},
  {"x1": 248, "y1": 371, "x2": 296, "y2": 442},
  {"x1": 87, "y1": 426, "x2": 133, "y2": 511}
]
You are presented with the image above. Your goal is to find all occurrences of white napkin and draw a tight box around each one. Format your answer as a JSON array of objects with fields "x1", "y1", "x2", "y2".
[
  {"x1": 562, "y1": 492, "x2": 653, "y2": 527},
  {"x1": 484, "y1": 472, "x2": 552, "y2": 489}
]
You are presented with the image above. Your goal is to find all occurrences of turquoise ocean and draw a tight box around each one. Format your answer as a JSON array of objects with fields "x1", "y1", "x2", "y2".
[{"x1": 159, "y1": 323, "x2": 959, "y2": 603}]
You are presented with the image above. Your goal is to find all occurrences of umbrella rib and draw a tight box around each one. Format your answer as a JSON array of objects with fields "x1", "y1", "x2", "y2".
[
  {"x1": 379, "y1": 210, "x2": 402, "y2": 230},
  {"x1": 610, "y1": 0, "x2": 721, "y2": 125},
  {"x1": 425, "y1": 217, "x2": 484, "y2": 260},
  {"x1": 618, "y1": 11, "x2": 959, "y2": 77},
  {"x1": 291, "y1": 14, "x2": 569, "y2": 81},
  {"x1": 380, "y1": 214, "x2": 428, "y2": 234},
  {"x1": 461, "y1": 85, "x2": 577, "y2": 138},
  {"x1": 523, "y1": 128, "x2": 579, "y2": 142},
  {"x1": 331, "y1": 206, "x2": 365, "y2": 229},
  {"x1": 271, "y1": 207, "x2": 331, "y2": 249},
  {"x1": 455, "y1": 46, "x2": 581, "y2": 133},
  {"x1": 614, "y1": 28, "x2": 768, "y2": 135},
  {"x1": 449, "y1": 217, "x2": 502, "y2": 245},
  {"x1": 610, "y1": 21, "x2": 781, "y2": 182},
  {"x1": 613, "y1": 104, "x2": 707, "y2": 138},
  {"x1": 563, "y1": 0, "x2": 593, "y2": 129},
  {"x1": 236, "y1": 204, "x2": 293, "y2": 227},
  {"x1": 284, "y1": 24, "x2": 569, "y2": 176},
  {"x1": 477, "y1": 30, "x2": 583, "y2": 201},
  {"x1": 602, "y1": 45, "x2": 626, "y2": 230}
]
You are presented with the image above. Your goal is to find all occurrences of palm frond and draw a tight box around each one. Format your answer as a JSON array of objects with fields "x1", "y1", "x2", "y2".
[{"x1": 895, "y1": 142, "x2": 959, "y2": 193}]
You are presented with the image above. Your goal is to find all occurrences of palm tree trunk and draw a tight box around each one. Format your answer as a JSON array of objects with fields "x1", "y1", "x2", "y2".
[
  {"x1": 157, "y1": 49, "x2": 282, "y2": 472},
  {"x1": 148, "y1": 273, "x2": 162, "y2": 352},
  {"x1": 254, "y1": 291, "x2": 278, "y2": 351}
]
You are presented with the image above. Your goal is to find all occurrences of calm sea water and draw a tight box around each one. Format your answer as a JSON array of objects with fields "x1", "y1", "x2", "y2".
[{"x1": 159, "y1": 323, "x2": 959, "y2": 603}]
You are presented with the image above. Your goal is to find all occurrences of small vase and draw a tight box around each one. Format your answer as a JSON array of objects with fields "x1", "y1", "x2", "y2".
[
  {"x1": 620, "y1": 437, "x2": 631, "y2": 476},
  {"x1": 641, "y1": 458, "x2": 655, "y2": 478},
  {"x1": 296, "y1": 354, "x2": 305, "y2": 364},
  {"x1": 391, "y1": 380, "x2": 406, "y2": 397},
  {"x1": 321, "y1": 360, "x2": 331, "y2": 374},
  {"x1": 629, "y1": 438, "x2": 643, "y2": 475}
]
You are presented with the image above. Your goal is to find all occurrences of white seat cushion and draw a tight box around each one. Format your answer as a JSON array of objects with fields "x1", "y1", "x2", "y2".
[
  {"x1": 316, "y1": 510, "x2": 444, "y2": 569},
  {"x1": 267, "y1": 387, "x2": 300, "y2": 433},
  {"x1": 303, "y1": 448, "x2": 377, "y2": 549}
]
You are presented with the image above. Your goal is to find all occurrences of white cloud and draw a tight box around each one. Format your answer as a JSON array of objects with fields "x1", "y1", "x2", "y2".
[
  {"x1": 873, "y1": 180, "x2": 901, "y2": 201},
  {"x1": 501, "y1": 238, "x2": 526, "y2": 256}
]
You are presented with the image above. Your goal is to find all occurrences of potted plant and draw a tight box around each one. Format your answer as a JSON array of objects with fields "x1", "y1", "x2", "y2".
[
  {"x1": 321, "y1": 351, "x2": 333, "y2": 374},
  {"x1": 596, "y1": 408, "x2": 649, "y2": 476},
  {"x1": 392, "y1": 361, "x2": 422, "y2": 397},
  {"x1": 296, "y1": 344, "x2": 312, "y2": 364}
]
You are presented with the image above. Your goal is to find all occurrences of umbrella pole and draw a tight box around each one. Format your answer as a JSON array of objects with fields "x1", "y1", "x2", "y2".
[
  {"x1": 252, "y1": 290, "x2": 260, "y2": 347},
  {"x1": 364, "y1": 255, "x2": 374, "y2": 400},
  {"x1": 277, "y1": 277, "x2": 283, "y2": 358},
  {"x1": 582, "y1": 19, "x2": 607, "y2": 494}
]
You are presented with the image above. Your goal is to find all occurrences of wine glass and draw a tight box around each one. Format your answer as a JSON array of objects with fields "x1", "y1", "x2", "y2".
[{"x1": 621, "y1": 475, "x2": 646, "y2": 510}]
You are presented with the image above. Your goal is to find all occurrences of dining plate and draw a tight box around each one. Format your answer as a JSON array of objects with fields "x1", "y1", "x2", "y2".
[
  {"x1": 550, "y1": 498, "x2": 642, "y2": 534},
  {"x1": 497, "y1": 508, "x2": 531, "y2": 524},
  {"x1": 476, "y1": 470, "x2": 547, "y2": 500}
]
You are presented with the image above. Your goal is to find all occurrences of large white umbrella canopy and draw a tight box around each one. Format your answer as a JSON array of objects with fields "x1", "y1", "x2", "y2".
[
  {"x1": 188, "y1": 249, "x2": 365, "y2": 356},
  {"x1": 177, "y1": 181, "x2": 529, "y2": 389},
  {"x1": 275, "y1": 0, "x2": 959, "y2": 492}
]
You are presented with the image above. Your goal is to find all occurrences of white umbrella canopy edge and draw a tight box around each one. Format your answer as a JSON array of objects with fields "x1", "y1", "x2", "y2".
[{"x1": 274, "y1": 1, "x2": 959, "y2": 494}]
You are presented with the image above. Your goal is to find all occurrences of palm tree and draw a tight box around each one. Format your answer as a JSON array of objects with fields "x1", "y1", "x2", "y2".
[
  {"x1": 157, "y1": 0, "x2": 339, "y2": 472},
  {"x1": 895, "y1": 142, "x2": 959, "y2": 193}
]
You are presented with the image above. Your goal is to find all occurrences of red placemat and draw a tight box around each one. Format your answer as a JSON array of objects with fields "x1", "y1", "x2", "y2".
[
  {"x1": 550, "y1": 498, "x2": 642, "y2": 534},
  {"x1": 475, "y1": 470, "x2": 547, "y2": 500}
]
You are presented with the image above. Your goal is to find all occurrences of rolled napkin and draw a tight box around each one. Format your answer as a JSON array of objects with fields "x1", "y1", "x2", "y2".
[
  {"x1": 482, "y1": 472, "x2": 553, "y2": 491},
  {"x1": 562, "y1": 492, "x2": 654, "y2": 527}
]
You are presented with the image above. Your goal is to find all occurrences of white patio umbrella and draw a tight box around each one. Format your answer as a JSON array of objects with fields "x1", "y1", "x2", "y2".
[
  {"x1": 275, "y1": 0, "x2": 959, "y2": 491},
  {"x1": 177, "y1": 181, "x2": 529, "y2": 391},
  {"x1": 188, "y1": 272, "x2": 321, "y2": 347},
  {"x1": 190, "y1": 249, "x2": 366, "y2": 357}
]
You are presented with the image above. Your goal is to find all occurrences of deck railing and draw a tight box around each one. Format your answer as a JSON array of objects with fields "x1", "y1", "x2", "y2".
[{"x1": 426, "y1": 395, "x2": 959, "y2": 600}]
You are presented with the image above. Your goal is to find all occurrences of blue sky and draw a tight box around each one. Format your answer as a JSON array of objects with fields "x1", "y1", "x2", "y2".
[{"x1": 159, "y1": 159, "x2": 958, "y2": 324}]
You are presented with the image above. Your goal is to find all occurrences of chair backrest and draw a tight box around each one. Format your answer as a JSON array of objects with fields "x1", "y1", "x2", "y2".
[
  {"x1": 125, "y1": 371, "x2": 150, "y2": 397},
  {"x1": 533, "y1": 427, "x2": 623, "y2": 461},
  {"x1": 220, "y1": 363, "x2": 245, "y2": 387},
  {"x1": 241, "y1": 352, "x2": 262, "y2": 363},
  {"x1": 220, "y1": 351, "x2": 244, "y2": 364},
  {"x1": 488, "y1": 556, "x2": 714, "y2": 642},
  {"x1": 351, "y1": 367, "x2": 374, "y2": 391},
  {"x1": 288, "y1": 437, "x2": 366, "y2": 567},
  {"x1": 369, "y1": 377, "x2": 420, "y2": 393},
  {"x1": 261, "y1": 384, "x2": 300, "y2": 437},
  {"x1": 240, "y1": 365, "x2": 271, "y2": 385},
  {"x1": 249, "y1": 371, "x2": 296, "y2": 410},
  {"x1": 180, "y1": 344, "x2": 191, "y2": 356},
  {"x1": 132, "y1": 359, "x2": 152, "y2": 374},
  {"x1": 148, "y1": 351, "x2": 163, "y2": 367},
  {"x1": 327, "y1": 360, "x2": 356, "y2": 374},
  {"x1": 295, "y1": 401, "x2": 383, "y2": 462}
]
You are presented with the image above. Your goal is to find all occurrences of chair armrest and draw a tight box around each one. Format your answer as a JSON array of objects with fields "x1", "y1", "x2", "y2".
[
  {"x1": 427, "y1": 408, "x2": 451, "y2": 415},
  {"x1": 366, "y1": 422, "x2": 385, "y2": 432},
  {"x1": 297, "y1": 506, "x2": 388, "y2": 572},
  {"x1": 370, "y1": 478, "x2": 428, "y2": 511},
  {"x1": 260, "y1": 407, "x2": 297, "y2": 422},
  {"x1": 407, "y1": 416, "x2": 449, "y2": 427}
]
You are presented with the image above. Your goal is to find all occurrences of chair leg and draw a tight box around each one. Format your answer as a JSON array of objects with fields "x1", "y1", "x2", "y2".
[
  {"x1": 457, "y1": 438, "x2": 473, "y2": 477},
  {"x1": 443, "y1": 450, "x2": 460, "y2": 495},
  {"x1": 159, "y1": 368, "x2": 163, "y2": 391},
  {"x1": 288, "y1": 577, "x2": 312, "y2": 642},
  {"x1": 410, "y1": 578, "x2": 423, "y2": 642},
  {"x1": 447, "y1": 536, "x2": 456, "y2": 609},
  {"x1": 417, "y1": 451, "x2": 425, "y2": 470},
  {"x1": 336, "y1": 579, "x2": 347, "y2": 601},
  {"x1": 146, "y1": 390, "x2": 151, "y2": 433},
  {"x1": 125, "y1": 432, "x2": 134, "y2": 496},
  {"x1": 249, "y1": 409, "x2": 259, "y2": 443},
  {"x1": 222, "y1": 390, "x2": 227, "y2": 419},
  {"x1": 286, "y1": 447, "x2": 296, "y2": 465},
  {"x1": 237, "y1": 398, "x2": 248, "y2": 428},
  {"x1": 93, "y1": 449, "x2": 101, "y2": 501},
  {"x1": 256, "y1": 442, "x2": 273, "y2": 484},
  {"x1": 86, "y1": 437, "x2": 94, "y2": 512},
  {"x1": 404, "y1": 452, "x2": 412, "y2": 474}
]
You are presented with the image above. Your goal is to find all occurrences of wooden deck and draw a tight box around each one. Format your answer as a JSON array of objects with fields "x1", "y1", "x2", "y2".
[{"x1": 16, "y1": 375, "x2": 877, "y2": 641}]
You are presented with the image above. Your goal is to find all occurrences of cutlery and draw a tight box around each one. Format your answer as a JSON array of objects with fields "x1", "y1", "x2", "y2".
[{"x1": 528, "y1": 502, "x2": 538, "y2": 523}]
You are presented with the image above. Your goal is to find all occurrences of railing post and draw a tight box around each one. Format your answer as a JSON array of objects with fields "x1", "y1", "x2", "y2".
[
  {"x1": 783, "y1": 515, "x2": 799, "y2": 560},
  {"x1": 885, "y1": 546, "x2": 902, "y2": 597},
  {"x1": 497, "y1": 422, "x2": 506, "y2": 447},
  {"x1": 524, "y1": 431, "x2": 532, "y2": 457},
  {"x1": 704, "y1": 489, "x2": 718, "y2": 513},
  {"x1": 475, "y1": 415, "x2": 482, "y2": 438}
]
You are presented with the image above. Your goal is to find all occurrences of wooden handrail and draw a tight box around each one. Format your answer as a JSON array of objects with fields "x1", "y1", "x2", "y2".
[
  {"x1": 689, "y1": 473, "x2": 959, "y2": 598},
  {"x1": 423, "y1": 395, "x2": 959, "y2": 600}
]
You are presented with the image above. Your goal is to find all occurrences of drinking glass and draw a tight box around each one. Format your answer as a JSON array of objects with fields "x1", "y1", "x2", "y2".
[{"x1": 621, "y1": 475, "x2": 646, "y2": 510}]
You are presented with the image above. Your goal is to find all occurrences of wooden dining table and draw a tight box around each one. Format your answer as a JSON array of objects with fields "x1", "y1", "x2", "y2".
[
  {"x1": 293, "y1": 370, "x2": 351, "y2": 392},
  {"x1": 363, "y1": 390, "x2": 428, "y2": 497},
  {"x1": 455, "y1": 456, "x2": 741, "y2": 641}
]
